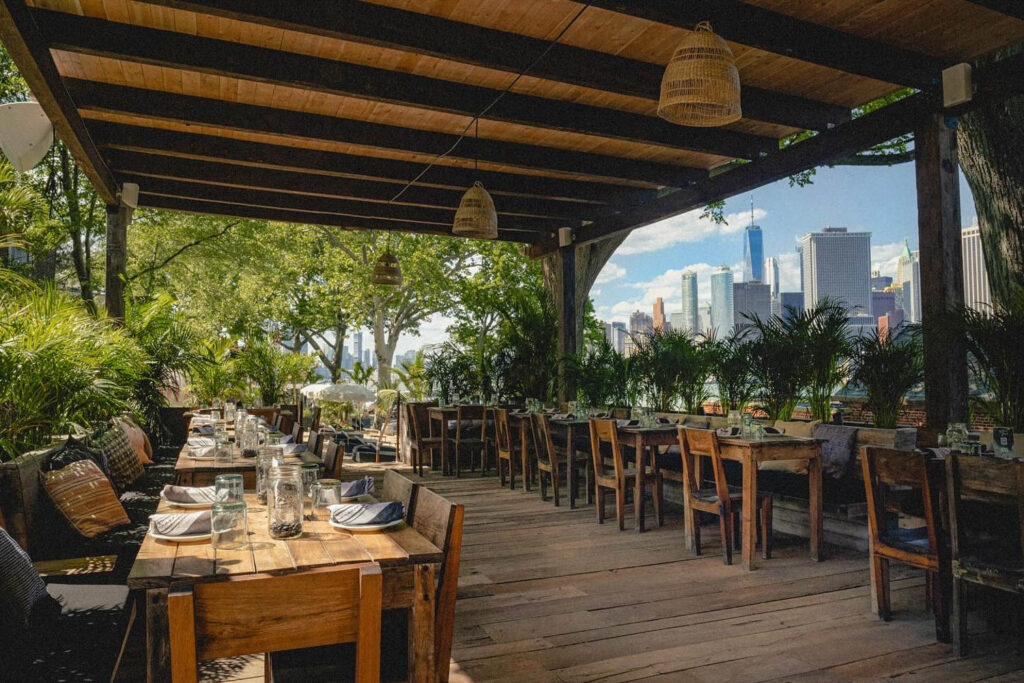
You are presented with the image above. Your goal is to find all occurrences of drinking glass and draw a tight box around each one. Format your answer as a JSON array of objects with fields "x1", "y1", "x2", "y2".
[
  {"x1": 727, "y1": 410, "x2": 742, "y2": 432},
  {"x1": 215, "y1": 474, "x2": 244, "y2": 502},
  {"x1": 741, "y1": 414, "x2": 754, "y2": 439},
  {"x1": 310, "y1": 478, "x2": 343, "y2": 519},
  {"x1": 267, "y1": 465, "x2": 303, "y2": 539},
  {"x1": 946, "y1": 423, "x2": 969, "y2": 452},
  {"x1": 211, "y1": 500, "x2": 248, "y2": 550},
  {"x1": 256, "y1": 446, "x2": 285, "y2": 505},
  {"x1": 300, "y1": 462, "x2": 321, "y2": 520}
]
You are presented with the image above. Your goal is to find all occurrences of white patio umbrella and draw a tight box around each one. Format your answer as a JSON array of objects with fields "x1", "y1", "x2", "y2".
[
  {"x1": 317, "y1": 383, "x2": 377, "y2": 404},
  {"x1": 299, "y1": 382, "x2": 332, "y2": 399}
]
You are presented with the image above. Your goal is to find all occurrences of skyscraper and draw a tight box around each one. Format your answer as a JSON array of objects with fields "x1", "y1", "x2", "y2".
[
  {"x1": 897, "y1": 239, "x2": 914, "y2": 289},
  {"x1": 764, "y1": 257, "x2": 780, "y2": 299},
  {"x1": 798, "y1": 227, "x2": 871, "y2": 313},
  {"x1": 779, "y1": 292, "x2": 805, "y2": 320},
  {"x1": 743, "y1": 225, "x2": 764, "y2": 282},
  {"x1": 353, "y1": 331, "x2": 363, "y2": 367},
  {"x1": 611, "y1": 321, "x2": 627, "y2": 354},
  {"x1": 699, "y1": 304, "x2": 713, "y2": 335},
  {"x1": 680, "y1": 271, "x2": 699, "y2": 338},
  {"x1": 669, "y1": 311, "x2": 685, "y2": 332},
  {"x1": 962, "y1": 224, "x2": 992, "y2": 312},
  {"x1": 733, "y1": 281, "x2": 771, "y2": 329},
  {"x1": 652, "y1": 297, "x2": 666, "y2": 331},
  {"x1": 904, "y1": 257, "x2": 923, "y2": 323},
  {"x1": 629, "y1": 310, "x2": 653, "y2": 336},
  {"x1": 362, "y1": 349, "x2": 372, "y2": 367},
  {"x1": 710, "y1": 266, "x2": 734, "y2": 336}
]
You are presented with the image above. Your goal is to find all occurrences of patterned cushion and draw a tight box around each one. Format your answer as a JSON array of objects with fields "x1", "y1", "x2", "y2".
[
  {"x1": 94, "y1": 425, "x2": 144, "y2": 491},
  {"x1": 115, "y1": 416, "x2": 153, "y2": 465},
  {"x1": 759, "y1": 420, "x2": 822, "y2": 473},
  {"x1": 0, "y1": 528, "x2": 57, "y2": 632},
  {"x1": 44, "y1": 436, "x2": 109, "y2": 477},
  {"x1": 41, "y1": 460, "x2": 130, "y2": 538}
]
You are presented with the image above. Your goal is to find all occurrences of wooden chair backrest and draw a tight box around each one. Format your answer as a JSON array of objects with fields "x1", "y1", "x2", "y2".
[
  {"x1": 409, "y1": 486, "x2": 464, "y2": 681},
  {"x1": 382, "y1": 470, "x2": 418, "y2": 520},
  {"x1": 455, "y1": 405, "x2": 484, "y2": 441},
  {"x1": 322, "y1": 441, "x2": 342, "y2": 479},
  {"x1": 273, "y1": 414, "x2": 284, "y2": 431},
  {"x1": 531, "y1": 413, "x2": 558, "y2": 473},
  {"x1": 407, "y1": 402, "x2": 437, "y2": 445},
  {"x1": 946, "y1": 453, "x2": 1024, "y2": 562},
  {"x1": 494, "y1": 409, "x2": 512, "y2": 457},
  {"x1": 290, "y1": 422, "x2": 304, "y2": 446},
  {"x1": 862, "y1": 447, "x2": 939, "y2": 556},
  {"x1": 678, "y1": 427, "x2": 730, "y2": 505},
  {"x1": 588, "y1": 419, "x2": 625, "y2": 480},
  {"x1": 307, "y1": 430, "x2": 324, "y2": 459},
  {"x1": 168, "y1": 563, "x2": 381, "y2": 682}
]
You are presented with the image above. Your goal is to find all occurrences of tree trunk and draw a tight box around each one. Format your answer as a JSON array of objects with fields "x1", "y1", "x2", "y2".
[
  {"x1": 958, "y1": 48, "x2": 1024, "y2": 310},
  {"x1": 330, "y1": 319, "x2": 347, "y2": 382}
]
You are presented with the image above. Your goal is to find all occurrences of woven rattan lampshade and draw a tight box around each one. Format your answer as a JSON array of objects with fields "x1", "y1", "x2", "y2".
[
  {"x1": 453, "y1": 181, "x2": 498, "y2": 239},
  {"x1": 658, "y1": 22, "x2": 741, "y2": 127},
  {"x1": 372, "y1": 249, "x2": 402, "y2": 286}
]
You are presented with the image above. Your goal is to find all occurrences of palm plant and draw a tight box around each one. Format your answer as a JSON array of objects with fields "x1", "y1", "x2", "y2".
[
  {"x1": 0, "y1": 285, "x2": 145, "y2": 459},
  {"x1": 343, "y1": 360, "x2": 376, "y2": 387},
  {"x1": 708, "y1": 333, "x2": 757, "y2": 412},
  {"x1": 235, "y1": 336, "x2": 294, "y2": 406},
  {"x1": 568, "y1": 338, "x2": 623, "y2": 408},
  {"x1": 392, "y1": 350, "x2": 429, "y2": 401},
  {"x1": 958, "y1": 296, "x2": 1024, "y2": 431},
  {"x1": 799, "y1": 299, "x2": 853, "y2": 421},
  {"x1": 631, "y1": 329, "x2": 713, "y2": 412},
  {"x1": 746, "y1": 309, "x2": 809, "y2": 420},
  {"x1": 425, "y1": 344, "x2": 478, "y2": 403},
  {"x1": 187, "y1": 336, "x2": 243, "y2": 404},
  {"x1": 491, "y1": 292, "x2": 558, "y2": 403},
  {"x1": 847, "y1": 326, "x2": 923, "y2": 428}
]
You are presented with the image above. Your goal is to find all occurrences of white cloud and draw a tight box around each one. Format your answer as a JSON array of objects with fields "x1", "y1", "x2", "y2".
[
  {"x1": 871, "y1": 241, "x2": 907, "y2": 278},
  {"x1": 595, "y1": 261, "x2": 626, "y2": 284},
  {"x1": 616, "y1": 207, "x2": 767, "y2": 256}
]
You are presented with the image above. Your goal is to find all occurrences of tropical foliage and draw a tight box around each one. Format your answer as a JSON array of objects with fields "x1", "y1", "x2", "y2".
[
  {"x1": 958, "y1": 296, "x2": 1024, "y2": 432},
  {"x1": 848, "y1": 326, "x2": 924, "y2": 428}
]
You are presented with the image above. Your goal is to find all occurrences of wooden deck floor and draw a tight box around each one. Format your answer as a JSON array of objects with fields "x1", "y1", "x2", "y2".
[{"x1": 419, "y1": 473, "x2": 1024, "y2": 683}]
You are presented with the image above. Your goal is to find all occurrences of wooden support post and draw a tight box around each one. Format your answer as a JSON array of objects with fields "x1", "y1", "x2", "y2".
[
  {"x1": 558, "y1": 242, "x2": 577, "y2": 404},
  {"x1": 915, "y1": 113, "x2": 969, "y2": 437},
  {"x1": 105, "y1": 202, "x2": 131, "y2": 322}
]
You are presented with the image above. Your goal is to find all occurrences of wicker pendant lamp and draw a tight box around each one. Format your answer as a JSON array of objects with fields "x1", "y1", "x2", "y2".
[
  {"x1": 453, "y1": 119, "x2": 498, "y2": 240},
  {"x1": 658, "y1": 22, "x2": 741, "y2": 127},
  {"x1": 372, "y1": 227, "x2": 402, "y2": 287}
]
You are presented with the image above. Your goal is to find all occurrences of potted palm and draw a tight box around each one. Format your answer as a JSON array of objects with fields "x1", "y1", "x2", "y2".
[
  {"x1": 847, "y1": 326, "x2": 924, "y2": 428},
  {"x1": 799, "y1": 299, "x2": 853, "y2": 422},
  {"x1": 745, "y1": 309, "x2": 808, "y2": 420},
  {"x1": 631, "y1": 329, "x2": 712, "y2": 412},
  {"x1": 708, "y1": 334, "x2": 757, "y2": 413}
]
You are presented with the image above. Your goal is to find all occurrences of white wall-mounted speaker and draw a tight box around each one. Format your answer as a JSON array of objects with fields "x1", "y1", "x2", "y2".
[
  {"x1": 558, "y1": 227, "x2": 573, "y2": 247},
  {"x1": 942, "y1": 63, "x2": 973, "y2": 108},
  {"x1": 0, "y1": 100, "x2": 53, "y2": 172},
  {"x1": 121, "y1": 182, "x2": 139, "y2": 209}
]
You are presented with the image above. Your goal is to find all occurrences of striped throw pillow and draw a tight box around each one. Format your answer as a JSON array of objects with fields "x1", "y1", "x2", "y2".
[
  {"x1": 95, "y1": 424, "x2": 144, "y2": 491},
  {"x1": 0, "y1": 529, "x2": 52, "y2": 630},
  {"x1": 41, "y1": 460, "x2": 130, "y2": 538}
]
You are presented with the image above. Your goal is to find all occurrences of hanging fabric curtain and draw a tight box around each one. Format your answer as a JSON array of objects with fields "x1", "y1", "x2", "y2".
[{"x1": 658, "y1": 22, "x2": 741, "y2": 127}]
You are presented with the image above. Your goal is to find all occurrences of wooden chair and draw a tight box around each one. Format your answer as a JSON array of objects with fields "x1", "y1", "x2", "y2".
[
  {"x1": 946, "y1": 453, "x2": 1024, "y2": 656},
  {"x1": 322, "y1": 440, "x2": 343, "y2": 479},
  {"x1": 307, "y1": 430, "x2": 324, "y2": 459},
  {"x1": 588, "y1": 419, "x2": 662, "y2": 531},
  {"x1": 290, "y1": 422, "x2": 304, "y2": 447},
  {"x1": 862, "y1": 447, "x2": 948, "y2": 640},
  {"x1": 382, "y1": 469, "x2": 419, "y2": 521},
  {"x1": 410, "y1": 487, "x2": 465, "y2": 683},
  {"x1": 407, "y1": 402, "x2": 442, "y2": 476},
  {"x1": 678, "y1": 427, "x2": 772, "y2": 565},
  {"x1": 168, "y1": 563, "x2": 382, "y2": 683},
  {"x1": 273, "y1": 413, "x2": 284, "y2": 431},
  {"x1": 452, "y1": 405, "x2": 486, "y2": 477},
  {"x1": 494, "y1": 409, "x2": 522, "y2": 489},
  {"x1": 531, "y1": 412, "x2": 590, "y2": 506}
]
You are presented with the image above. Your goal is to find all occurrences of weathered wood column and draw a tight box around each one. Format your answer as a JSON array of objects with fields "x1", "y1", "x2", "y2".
[
  {"x1": 105, "y1": 201, "x2": 132, "y2": 322},
  {"x1": 915, "y1": 113, "x2": 969, "y2": 437},
  {"x1": 557, "y1": 240, "x2": 577, "y2": 404}
]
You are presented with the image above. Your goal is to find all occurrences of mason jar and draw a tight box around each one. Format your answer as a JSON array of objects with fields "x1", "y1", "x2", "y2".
[
  {"x1": 256, "y1": 446, "x2": 285, "y2": 505},
  {"x1": 267, "y1": 465, "x2": 303, "y2": 539}
]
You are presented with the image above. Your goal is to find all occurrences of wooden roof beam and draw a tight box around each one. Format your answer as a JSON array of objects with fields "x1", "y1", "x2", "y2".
[
  {"x1": 0, "y1": 0, "x2": 117, "y2": 203},
  {"x1": 129, "y1": 176, "x2": 566, "y2": 233},
  {"x1": 33, "y1": 9, "x2": 773, "y2": 160},
  {"x1": 65, "y1": 79, "x2": 705, "y2": 187},
  {"x1": 138, "y1": 194, "x2": 552, "y2": 245},
  {"x1": 86, "y1": 121, "x2": 658, "y2": 206},
  {"x1": 962, "y1": 1, "x2": 1024, "y2": 19},
  {"x1": 587, "y1": 0, "x2": 945, "y2": 89},
  {"x1": 131, "y1": 0, "x2": 849, "y2": 131},
  {"x1": 105, "y1": 148, "x2": 600, "y2": 221}
]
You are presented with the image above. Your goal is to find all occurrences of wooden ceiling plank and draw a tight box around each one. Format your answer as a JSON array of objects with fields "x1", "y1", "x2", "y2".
[
  {"x1": 105, "y1": 148, "x2": 600, "y2": 220},
  {"x1": 64, "y1": 78, "x2": 705, "y2": 186},
  {"x1": 33, "y1": 9, "x2": 774, "y2": 159},
  {"x1": 137, "y1": 194, "x2": 552, "y2": 245},
  {"x1": 0, "y1": 0, "x2": 118, "y2": 202},
  {"x1": 586, "y1": 0, "x2": 945, "y2": 89},
  {"x1": 957, "y1": 1, "x2": 1024, "y2": 20},
  {"x1": 128, "y1": 0, "x2": 849, "y2": 131},
  {"x1": 86, "y1": 120, "x2": 658, "y2": 205}
]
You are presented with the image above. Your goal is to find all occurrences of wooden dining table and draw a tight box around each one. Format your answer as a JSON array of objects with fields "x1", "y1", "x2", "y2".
[
  {"x1": 127, "y1": 493, "x2": 442, "y2": 682},
  {"x1": 716, "y1": 435, "x2": 824, "y2": 570},
  {"x1": 174, "y1": 432, "x2": 305, "y2": 488}
]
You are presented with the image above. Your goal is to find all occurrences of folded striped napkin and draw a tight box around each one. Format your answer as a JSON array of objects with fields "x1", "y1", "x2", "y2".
[
  {"x1": 150, "y1": 510, "x2": 211, "y2": 536},
  {"x1": 339, "y1": 476, "x2": 375, "y2": 499},
  {"x1": 329, "y1": 501, "x2": 403, "y2": 527},
  {"x1": 161, "y1": 485, "x2": 216, "y2": 504}
]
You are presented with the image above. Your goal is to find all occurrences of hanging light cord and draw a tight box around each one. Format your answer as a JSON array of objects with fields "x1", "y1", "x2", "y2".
[{"x1": 387, "y1": 3, "x2": 592, "y2": 204}]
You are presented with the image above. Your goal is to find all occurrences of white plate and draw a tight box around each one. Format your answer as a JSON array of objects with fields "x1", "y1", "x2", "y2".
[
  {"x1": 149, "y1": 530, "x2": 211, "y2": 542},
  {"x1": 159, "y1": 495, "x2": 213, "y2": 509},
  {"x1": 329, "y1": 518, "x2": 404, "y2": 532}
]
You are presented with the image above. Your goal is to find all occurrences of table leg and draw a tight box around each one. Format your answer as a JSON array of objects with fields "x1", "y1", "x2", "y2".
[
  {"x1": 742, "y1": 457, "x2": 758, "y2": 570},
  {"x1": 146, "y1": 588, "x2": 171, "y2": 683},
  {"x1": 634, "y1": 435, "x2": 646, "y2": 533},
  {"x1": 439, "y1": 419, "x2": 449, "y2": 477},
  {"x1": 808, "y1": 453, "x2": 824, "y2": 562},
  {"x1": 567, "y1": 425, "x2": 577, "y2": 509},
  {"x1": 409, "y1": 563, "x2": 437, "y2": 683},
  {"x1": 521, "y1": 421, "x2": 531, "y2": 492}
]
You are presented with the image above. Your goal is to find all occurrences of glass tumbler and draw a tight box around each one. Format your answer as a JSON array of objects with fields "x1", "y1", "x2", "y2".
[
  {"x1": 300, "y1": 462, "x2": 321, "y2": 520},
  {"x1": 267, "y1": 465, "x2": 303, "y2": 539},
  {"x1": 310, "y1": 478, "x2": 343, "y2": 519},
  {"x1": 215, "y1": 474, "x2": 244, "y2": 502},
  {"x1": 211, "y1": 500, "x2": 248, "y2": 550}
]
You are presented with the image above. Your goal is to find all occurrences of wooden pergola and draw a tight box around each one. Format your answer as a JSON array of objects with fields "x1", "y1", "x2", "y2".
[{"x1": 2, "y1": 0, "x2": 1023, "y2": 436}]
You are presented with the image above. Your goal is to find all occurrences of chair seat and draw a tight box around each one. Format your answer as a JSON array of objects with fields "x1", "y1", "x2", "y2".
[
  {"x1": 879, "y1": 526, "x2": 932, "y2": 555},
  {"x1": 692, "y1": 485, "x2": 744, "y2": 504}
]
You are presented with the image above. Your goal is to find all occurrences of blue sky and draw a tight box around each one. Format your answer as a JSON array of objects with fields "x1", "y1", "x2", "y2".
[{"x1": 396, "y1": 161, "x2": 977, "y2": 353}]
